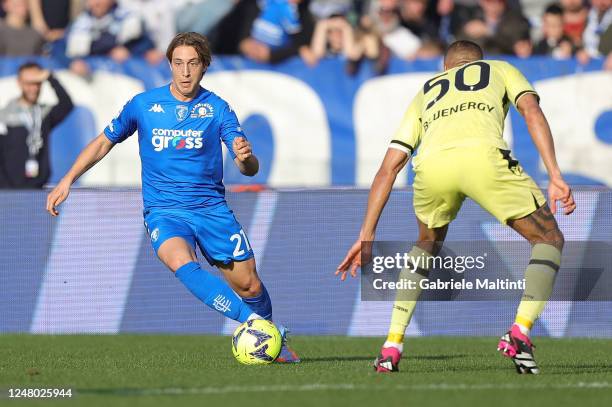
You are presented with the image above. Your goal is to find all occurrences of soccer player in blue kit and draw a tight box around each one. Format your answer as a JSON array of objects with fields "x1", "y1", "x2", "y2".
[{"x1": 46, "y1": 32, "x2": 299, "y2": 363}]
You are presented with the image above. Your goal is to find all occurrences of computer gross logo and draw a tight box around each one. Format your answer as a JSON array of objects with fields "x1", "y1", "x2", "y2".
[{"x1": 151, "y1": 128, "x2": 204, "y2": 152}]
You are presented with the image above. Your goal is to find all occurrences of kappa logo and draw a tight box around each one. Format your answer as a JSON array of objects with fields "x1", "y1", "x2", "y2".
[
  {"x1": 150, "y1": 228, "x2": 160, "y2": 242},
  {"x1": 190, "y1": 103, "x2": 214, "y2": 118},
  {"x1": 175, "y1": 105, "x2": 189, "y2": 121},
  {"x1": 212, "y1": 294, "x2": 232, "y2": 312},
  {"x1": 149, "y1": 104, "x2": 164, "y2": 113}
]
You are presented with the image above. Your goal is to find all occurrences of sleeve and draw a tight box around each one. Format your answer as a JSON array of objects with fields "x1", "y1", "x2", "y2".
[
  {"x1": 46, "y1": 75, "x2": 74, "y2": 127},
  {"x1": 281, "y1": 4, "x2": 302, "y2": 34},
  {"x1": 104, "y1": 98, "x2": 138, "y2": 144},
  {"x1": 501, "y1": 61, "x2": 539, "y2": 107},
  {"x1": 220, "y1": 103, "x2": 247, "y2": 160},
  {"x1": 389, "y1": 92, "x2": 424, "y2": 155}
]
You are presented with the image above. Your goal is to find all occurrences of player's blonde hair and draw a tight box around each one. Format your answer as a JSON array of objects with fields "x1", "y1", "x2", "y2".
[{"x1": 166, "y1": 32, "x2": 212, "y2": 68}]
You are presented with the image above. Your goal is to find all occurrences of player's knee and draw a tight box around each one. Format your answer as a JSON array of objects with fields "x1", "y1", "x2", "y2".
[
  {"x1": 530, "y1": 227, "x2": 564, "y2": 250},
  {"x1": 236, "y1": 277, "x2": 262, "y2": 298},
  {"x1": 543, "y1": 228, "x2": 564, "y2": 250},
  {"x1": 415, "y1": 240, "x2": 442, "y2": 256},
  {"x1": 166, "y1": 257, "x2": 197, "y2": 273}
]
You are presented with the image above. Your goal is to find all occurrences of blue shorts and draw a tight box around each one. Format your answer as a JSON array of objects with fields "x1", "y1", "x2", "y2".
[{"x1": 143, "y1": 203, "x2": 254, "y2": 266}]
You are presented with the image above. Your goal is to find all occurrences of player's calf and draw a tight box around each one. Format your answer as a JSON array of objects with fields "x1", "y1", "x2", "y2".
[{"x1": 219, "y1": 259, "x2": 271, "y2": 319}]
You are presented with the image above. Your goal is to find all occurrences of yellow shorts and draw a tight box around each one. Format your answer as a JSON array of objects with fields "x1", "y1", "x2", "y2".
[{"x1": 412, "y1": 146, "x2": 546, "y2": 228}]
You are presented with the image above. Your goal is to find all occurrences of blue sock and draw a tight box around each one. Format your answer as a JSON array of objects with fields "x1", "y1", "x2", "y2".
[
  {"x1": 242, "y1": 283, "x2": 272, "y2": 320},
  {"x1": 175, "y1": 262, "x2": 255, "y2": 323}
]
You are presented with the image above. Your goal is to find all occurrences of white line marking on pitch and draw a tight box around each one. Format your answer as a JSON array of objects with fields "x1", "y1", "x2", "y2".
[{"x1": 88, "y1": 382, "x2": 612, "y2": 396}]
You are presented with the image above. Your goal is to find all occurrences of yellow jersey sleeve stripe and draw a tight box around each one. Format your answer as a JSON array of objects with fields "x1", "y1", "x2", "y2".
[
  {"x1": 390, "y1": 140, "x2": 414, "y2": 155},
  {"x1": 514, "y1": 90, "x2": 539, "y2": 105}
]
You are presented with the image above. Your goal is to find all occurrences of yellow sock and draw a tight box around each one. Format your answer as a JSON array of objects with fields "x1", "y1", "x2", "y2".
[
  {"x1": 387, "y1": 246, "x2": 433, "y2": 344},
  {"x1": 515, "y1": 243, "x2": 561, "y2": 333}
]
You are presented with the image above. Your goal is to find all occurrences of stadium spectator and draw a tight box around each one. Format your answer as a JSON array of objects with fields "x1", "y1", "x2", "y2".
[
  {"x1": 28, "y1": 0, "x2": 81, "y2": 42},
  {"x1": 458, "y1": 0, "x2": 531, "y2": 55},
  {"x1": 434, "y1": 0, "x2": 458, "y2": 44},
  {"x1": 66, "y1": 0, "x2": 163, "y2": 76},
  {"x1": 303, "y1": 13, "x2": 388, "y2": 73},
  {"x1": 598, "y1": 20, "x2": 612, "y2": 68},
  {"x1": 431, "y1": 0, "x2": 515, "y2": 45},
  {"x1": 560, "y1": 0, "x2": 588, "y2": 48},
  {"x1": 399, "y1": 0, "x2": 439, "y2": 40},
  {"x1": 0, "y1": 0, "x2": 44, "y2": 56},
  {"x1": 365, "y1": 0, "x2": 421, "y2": 59},
  {"x1": 413, "y1": 38, "x2": 445, "y2": 57},
  {"x1": 119, "y1": 0, "x2": 182, "y2": 53},
  {"x1": 534, "y1": 3, "x2": 573, "y2": 58},
  {"x1": 0, "y1": 63, "x2": 74, "y2": 188},
  {"x1": 582, "y1": 0, "x2": 611, "y2": 57},
  {"x1": 309, "y1": 0, "x2": 353, "y2": 19},
  {"x1": 174, "y1": 0, "x2": 239, "y2": 38},
  {"x1": 232, "y1": 0, "x2": 315, "y2": 64},
  {"x1": 512, "y1": 32, "x2": 534, "y2": 57},
  {"x1": 304, "y1": 15, "x2": 361, "y2": 64}
]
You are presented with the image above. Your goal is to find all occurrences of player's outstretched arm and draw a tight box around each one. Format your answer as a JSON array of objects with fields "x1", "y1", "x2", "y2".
[
  {"x1": 46, "y1": 133, "x2": 115, "y2": 216},
  {"x1": 517, "y1": 94, "x2": 575, "y2": 215},
  {"x1": 336, "y1": 148, "x2": 410, "y2": 280},
  {"x1": 232, "y1": 137, "x2": 259, "y2": 176}
]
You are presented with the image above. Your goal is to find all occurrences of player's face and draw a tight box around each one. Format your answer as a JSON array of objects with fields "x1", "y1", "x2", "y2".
[
  {"x1": 18, "y1": 67, "x2": 43, "y2": 105},
  {"x1": 170, "y1": 45, "x2": 205, "y2": 99}
]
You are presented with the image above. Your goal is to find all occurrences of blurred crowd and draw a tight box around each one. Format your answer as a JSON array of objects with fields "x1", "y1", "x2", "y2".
[{"x1": 1, "y1": 0, "x2": 611, "y2": 74}]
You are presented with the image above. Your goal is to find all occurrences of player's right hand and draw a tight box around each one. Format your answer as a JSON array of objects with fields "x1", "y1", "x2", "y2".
[
  {"x1": 548, "y1": 176, "x2": 575, "y2": 215},
  {"x1": 46, "y1": 179, "x2": 71, "y2": 216},
  {"x1": 336, "y1": 240, "x2": 373, "y2": 281}
]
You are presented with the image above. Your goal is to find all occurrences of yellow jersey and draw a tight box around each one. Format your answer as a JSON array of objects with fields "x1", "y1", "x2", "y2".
[{"x1": 390, "y1": 60, "x2": 538, "y2": 167}]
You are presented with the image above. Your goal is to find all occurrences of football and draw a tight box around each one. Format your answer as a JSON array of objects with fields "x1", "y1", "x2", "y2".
[{"x1": 232, "y1": 319, "x2": 282, "y2": 365}]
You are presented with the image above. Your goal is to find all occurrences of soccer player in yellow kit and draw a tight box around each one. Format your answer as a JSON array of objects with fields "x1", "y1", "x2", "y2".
[{"x1": 336, "y1": 40, "x2": 576, "y2": 374}]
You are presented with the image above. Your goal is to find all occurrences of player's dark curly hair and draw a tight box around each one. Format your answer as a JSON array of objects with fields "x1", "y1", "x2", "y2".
[{"x1": 166, "y1": 32, "x2": 212, "y2": 68}]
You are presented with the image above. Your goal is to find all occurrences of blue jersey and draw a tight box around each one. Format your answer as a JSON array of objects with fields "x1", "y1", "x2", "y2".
[{"x1": 104, "y1": 84, "x2": 245, "y2": 210}]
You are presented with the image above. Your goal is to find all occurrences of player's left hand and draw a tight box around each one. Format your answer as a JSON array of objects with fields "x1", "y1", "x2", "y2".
[
  {"x1": 336, "y1": 240, "x2": 372, "y2": 281},
  {"x1": 233, "y1": 137, "x2": 253, "y2": 162},
  {"x1": 548, "y1": 176, "x2": 576, "y2": 215}
]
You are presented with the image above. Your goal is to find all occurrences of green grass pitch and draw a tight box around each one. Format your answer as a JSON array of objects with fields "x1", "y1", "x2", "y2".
[{"x1": 1, "y1": 335, "x2": 611, "y2": 406}]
